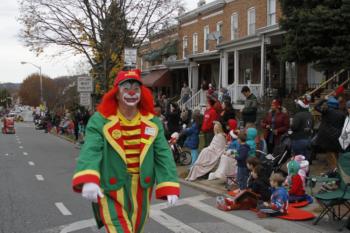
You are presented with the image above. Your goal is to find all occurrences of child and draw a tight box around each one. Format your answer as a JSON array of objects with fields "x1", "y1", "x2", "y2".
[
  {"x1": 246, "y1": 127, "x2": 257, "y2": 157},
  {"x1": 235, "y1": 132, "x2": 250, "y2": 191},
  {"x1": 248, "y1": 165, "x2": 271, "y2": 202},
  {"x1": 286, "y1": 160, "x2": 306, "y2": 202},
  {"x1": 227, "y1": 119, "x2": 240, "y2": 155},
  {"x1": 183, "y1": 110, "x2": 201, "y2": 166},
  {"x1": 257, "y1": 173, "x2": 289, "y2": 218}
]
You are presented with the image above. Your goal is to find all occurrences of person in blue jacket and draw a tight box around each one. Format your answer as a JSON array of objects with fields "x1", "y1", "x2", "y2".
[
  {"x1": 183, "y1": 110, "x2": 201, "y2": 166},
  {"x1": 246, "y1": 127, "x2": 257, "y2": 157}
]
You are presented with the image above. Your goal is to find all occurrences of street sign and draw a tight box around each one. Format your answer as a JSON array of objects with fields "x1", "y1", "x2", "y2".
[
  {"x1": 124, "y1": 48, "x2": 137, "y2": 67},
  {"x1": 79, "y1": 93, "x2": 91, "y2": 107},
  {"x1": 77, "y1": 76, "x2": 93, "y2": 92}
]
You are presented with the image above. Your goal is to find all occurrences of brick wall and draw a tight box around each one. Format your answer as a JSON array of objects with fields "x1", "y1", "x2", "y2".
[{"x1": 178, "y1": 0, "x2": 283, "y2": 58}]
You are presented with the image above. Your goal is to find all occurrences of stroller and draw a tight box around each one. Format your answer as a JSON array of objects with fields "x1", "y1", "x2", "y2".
[
  {"x1": 257, "y1": 133, "x2": 292, "y2": 177},
  {"x1": 168, "y1": 132, "x2": 192, "y2": 166}
]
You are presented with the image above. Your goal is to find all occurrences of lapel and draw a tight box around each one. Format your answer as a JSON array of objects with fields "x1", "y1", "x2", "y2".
[
  {"x1": 103, "y1": 114, "x2": 126, "y2": 164},
  {"x1": 139, "y1": 114, "x2": 158, "y2": 166},
  {"x1": 102, "y1": 112, "x2": 158, "y2": 166}
]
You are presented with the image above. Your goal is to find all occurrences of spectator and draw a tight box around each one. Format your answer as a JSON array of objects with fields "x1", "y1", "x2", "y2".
[
  {"x1": 220, "y1": 100, "x2": 236, "y2": 132},
  {"x1": 241, "y1": 86, "x2": 258, "y2": 126},
  {"x1": 201, "y1": 80, "x2": 209, "y2": 91},
  {"x1": 257, "y1": 173, "x2": 288, "y2": 218},
  {"x1": 183, "y1": 110, "x2": 201, "y2": 167},
  {"x1": 180, "y1": 83, "x2": 191, "y2": 104},
  {"x1": 186, "y1": 121, "x2": 226, "y2": 181},
  {"x1": 166, "y1": 102, "x2": 181, "y2": 139},
  {"x1": 248, "y1": 165, "x2": 271, "y2": 202},
  {"x1": 261, "y1": 99, "x2": 289, "y2": 153},
  {"x1": 219, "y1": 87, "x2": 231, "y2": 103},
  {"x1": 201, "y1": 98, "x2": 219, "y2": 146},
  {"x1": 339, "y1": 100, "x2": 350, "y2": 152},
  {"x1": 291, "y1": 100, "x2": 313, "y2": 161},
  {"x1": 235, "y1": 132, "x2": 250, "y2": 191},
  {"x1": 246, "y1": 127, "x2": 258, "y2": 157},
  {"x1": 314, "y1": 96, "x2": 345, "y2": 170},
  {"x1": 286, "y1": 160, "x2": 306, "y2": 203},
  {"x1": 207, "y1": 83, "x2": 215, "y2": 96}
]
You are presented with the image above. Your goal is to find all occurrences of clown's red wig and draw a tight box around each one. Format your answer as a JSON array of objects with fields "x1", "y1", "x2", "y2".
[{"x1": 97, "y1": 86, "x2": 155, "y2": 118}]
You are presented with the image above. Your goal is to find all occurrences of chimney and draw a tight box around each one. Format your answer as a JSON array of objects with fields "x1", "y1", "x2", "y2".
[{"x1": 198, "y1": 0, "x2": 206, "y2": 7}]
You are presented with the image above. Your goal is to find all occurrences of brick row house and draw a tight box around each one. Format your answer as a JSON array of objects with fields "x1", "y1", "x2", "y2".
[{"x1": 137, "y1": 0, "x2": 326, "y2": 105}]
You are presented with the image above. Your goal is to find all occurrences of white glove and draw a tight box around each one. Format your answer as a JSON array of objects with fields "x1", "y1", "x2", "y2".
[
  {"x1": 82, "y1": 183, "x2": 104, "y2": 203},
  {"x1": 167, "y1": 195, "x2": 178, "y2": 206}
]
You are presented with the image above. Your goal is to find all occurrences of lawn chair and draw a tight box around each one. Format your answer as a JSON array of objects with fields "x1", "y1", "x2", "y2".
[{"x1": 313, "y1": 152, "x2": 350, "y2": 226}]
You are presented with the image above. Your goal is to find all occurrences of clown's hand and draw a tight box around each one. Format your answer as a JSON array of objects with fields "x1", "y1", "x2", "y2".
[
  {"x1": 82, "y1": 183, "x2": 104, "y2": 203},
  {"x1": 167, "y1": 195, "x2": 178, "y2": 206}
]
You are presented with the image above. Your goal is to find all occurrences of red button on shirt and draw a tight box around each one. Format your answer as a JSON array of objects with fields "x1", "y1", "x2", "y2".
[{"x1": 109, "y1": 177, "x2": 118, "y2": 185}]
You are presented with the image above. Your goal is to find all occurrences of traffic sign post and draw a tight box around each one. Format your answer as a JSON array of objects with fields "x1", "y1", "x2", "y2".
[
  {"x1": 77, "y1": 76, "x2": 93, "y2": 110},
  {"x1": 124, "y1": 48, "x2": 137, "y2": 68}
]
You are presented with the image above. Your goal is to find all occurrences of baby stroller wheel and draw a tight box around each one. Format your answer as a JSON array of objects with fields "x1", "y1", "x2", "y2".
[{"x1": 179, "y1": 151, "x2": 192, "y2": 166}]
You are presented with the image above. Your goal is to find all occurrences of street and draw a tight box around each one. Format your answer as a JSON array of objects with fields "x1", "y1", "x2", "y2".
[{"x1": 0, "y1": 118, "x2": 344, "y2": 233}]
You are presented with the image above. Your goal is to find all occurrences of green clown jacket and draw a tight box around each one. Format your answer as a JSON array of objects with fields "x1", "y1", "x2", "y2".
[{"x1": 72, "y1": 111, "x2": 180, "y2": 199}]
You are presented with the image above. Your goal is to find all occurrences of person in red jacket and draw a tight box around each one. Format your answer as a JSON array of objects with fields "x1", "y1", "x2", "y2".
[
  {"x1": 286, "y1": 160, "x2": 306, "y2": 202},
  {"x1": 202, "y1": 98, "x2": 219, "y2": 147},
  {"x1": 261, "y1": 99, "x2": 289, "y2": 153}
]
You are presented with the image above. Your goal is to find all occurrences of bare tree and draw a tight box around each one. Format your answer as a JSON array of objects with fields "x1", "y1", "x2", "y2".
[{"x1": 19, "y1": 0, "x2": 182, "y2": 92}]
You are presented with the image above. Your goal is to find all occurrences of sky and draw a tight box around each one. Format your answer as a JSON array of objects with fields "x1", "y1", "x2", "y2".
[{"x1": 0, "y1": 0, "x2": 212, "y2": 84}]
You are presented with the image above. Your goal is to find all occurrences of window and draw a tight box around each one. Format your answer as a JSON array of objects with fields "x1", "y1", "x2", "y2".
[
  {"x1": 182, "y1": 36, "x2": 188, "y2": 59},
  {"x1": 267, "y1": 0, "x2": 276, "y2": 25},
  {"x1": 247, "y1": 8, "x2": 256, "y2": 35},
  {"x1": 193, "y1": 33, "x2": 198, "y2": 54},
  {"x1": 231, "y1": 13, "x2": 239, "y2": 40},
  {"x1": 204, "y1": 25, "x2": 209, "y2": 52},
  {"x1": 216, "y1": 21, "x2": 223, "y2": 44}
]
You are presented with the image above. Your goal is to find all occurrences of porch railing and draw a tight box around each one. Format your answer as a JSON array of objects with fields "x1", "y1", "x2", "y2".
[{"x1": 181, "y1": 89, "x2": 207, "y2": 110}]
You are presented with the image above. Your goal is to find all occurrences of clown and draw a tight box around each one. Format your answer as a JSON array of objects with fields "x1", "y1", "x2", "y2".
[{"x1": 72, "y1": 69, "x2": 180, "y2": 233}]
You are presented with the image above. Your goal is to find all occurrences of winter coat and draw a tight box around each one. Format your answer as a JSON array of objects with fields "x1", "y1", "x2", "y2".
[
  {"x1": 246, "y1": 128, "x2": 257, "y2": 157},
  {"x1": 247, "y1": 176, "x2": 271, "y2": 202},
  {"x1": 288, "y1": 174, "x2": 305, "y2": 196},
  {"x1": 315, "y1": 100, "x2": 345, "y2": 152},
  {"x1": 166, "y1": 110, "x2": 181, "y2": 135},
  {"x1": 183, "y1": 122, "x2": 200, "y2": 149},
  {"x1": 270, "y1": 187, "x2": 289, "y2": 214},
  {"x1": 236, "y1": 144, "x2": 250, "y2": 168},
  {"x1": 291, "y1": 108, "x2": 313, "y2": 140},
  {"x1": 242, "y1": 94, "x2": 258, "y2": 124},
  {"x1": 201, "y1": 107, "x2": 219, "y2": 133},
  {"x1": 220, "y1": 109, "x2": 236, "y2": 130},
  {"x1": 339, "y1": 115, "x2": 350, "y2": 151},
  {"x1": 261, "y1": 111, "x2": 289, "y2": 146}
]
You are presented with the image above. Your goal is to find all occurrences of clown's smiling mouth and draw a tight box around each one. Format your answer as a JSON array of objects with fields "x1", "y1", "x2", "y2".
[{"x1": 124, "y1": 97, "x2": 139, "y2": 103}]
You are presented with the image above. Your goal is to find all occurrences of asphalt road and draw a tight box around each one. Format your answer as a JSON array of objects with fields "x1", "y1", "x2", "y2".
[{"x1": 0, "y1": 120, "x2": 344, "y2": 233}]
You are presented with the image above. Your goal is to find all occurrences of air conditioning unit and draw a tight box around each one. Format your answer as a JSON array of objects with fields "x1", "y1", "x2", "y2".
[{"x1": 208, "y1": 31, "x2": 221, "y2": 41}]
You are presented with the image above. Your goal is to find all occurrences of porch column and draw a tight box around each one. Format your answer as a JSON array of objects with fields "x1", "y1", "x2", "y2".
[
  {"x1": 221, "y1": 51, "x2": 229, "y2": 88},
  {"x1": 260, "y1": 35, "x2": 266, "y2": 97},
  {"x1": 188, "y1": 65, "x2": 192, "y2": 90},
  {"x1": 191, "y1": 62, "x2": 199, "y2": 94},
  {"x1": 234, "y1": 50, "x2": 239, "y2": 103}
]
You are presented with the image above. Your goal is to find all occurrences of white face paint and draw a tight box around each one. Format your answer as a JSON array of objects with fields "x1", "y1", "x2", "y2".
[{"x1": 119, "y1": 81, "x2": 141, "y2": 107}]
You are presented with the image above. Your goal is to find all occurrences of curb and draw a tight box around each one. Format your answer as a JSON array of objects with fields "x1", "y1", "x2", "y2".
[
  {"x1": 179, "y1": 178, "x2": 225, "y2": 197},
  {"x1": 50, "y1": 132, "x2": 76, "y2": 144}
]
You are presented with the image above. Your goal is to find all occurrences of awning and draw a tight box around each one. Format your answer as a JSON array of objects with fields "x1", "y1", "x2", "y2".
[{"x1": 142, "y1": 69, "x2": 171, "y2": 87}]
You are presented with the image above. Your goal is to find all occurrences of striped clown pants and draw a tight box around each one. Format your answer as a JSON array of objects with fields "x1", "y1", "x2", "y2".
[{"x1": 98, "y1": 174, "x2": 152, "y2": 233}]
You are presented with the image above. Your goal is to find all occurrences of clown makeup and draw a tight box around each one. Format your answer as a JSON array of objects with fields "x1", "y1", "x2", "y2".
[{"x1": 118, "y1": 81, "x2": 141, "y2": 106}]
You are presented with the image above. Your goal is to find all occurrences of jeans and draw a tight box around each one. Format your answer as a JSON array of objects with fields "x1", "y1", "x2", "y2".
[
  {"x1": 291, "y1": 139, "x2": 311, "y2": 161},
  {"x1": 237, "y1": 167, "x2": 249, "y2": 190},
  {"x1": 190, "y1": 149, "x2": 198, "y2": 166}
]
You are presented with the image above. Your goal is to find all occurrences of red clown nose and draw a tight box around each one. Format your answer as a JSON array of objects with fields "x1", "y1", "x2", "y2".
[{"x1": 128, "y1": 90, "x2": 136, "y2": 96}]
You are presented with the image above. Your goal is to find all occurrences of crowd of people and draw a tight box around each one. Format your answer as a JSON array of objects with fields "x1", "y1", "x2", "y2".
[
  {"x1": 33, "y1": 108, "x2": 91, "y2": 145},
  {"x1": 157, "y1": 82, "x2": 350, "y2": 218}
]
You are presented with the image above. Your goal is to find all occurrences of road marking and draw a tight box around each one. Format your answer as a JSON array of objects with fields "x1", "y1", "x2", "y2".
[
  {"x1": 18, "y1": 141, "x2": 22, "y2": 144},
  {"x1": 183, "y1": 199, "x2": 273, "y2": 233},
  {"x1": 23, "y1": 152, "x2": 28, "y2": 156},
  {"x1": 4, "y1": 153, "x2": 9, "y2": 156},
  {"x1": 35, "y1": 174, "x2": 44, "y2": 181},
  {"x1": 28, "y1": 161, "x2": 35, "y2": 166},
  {"x1": 150, "y1": 209, "x2": 201, "y2": 233},
  {"x1": 55, "y1": 202, "x2": 72, "y2": 216},
  {"x1": 19, "y1": 146, "x2": 23, "y2": 149}
]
